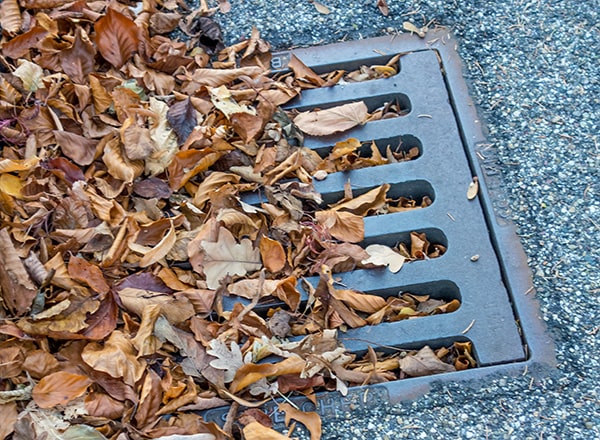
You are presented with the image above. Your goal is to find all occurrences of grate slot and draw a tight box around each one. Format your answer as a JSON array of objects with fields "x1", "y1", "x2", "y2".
[
  {"x1": 288, "y1": 93, "x2": 411, "y2": 117},
  {"x1": 305, "y1": 134, "x2": 423, "y2": 160}
]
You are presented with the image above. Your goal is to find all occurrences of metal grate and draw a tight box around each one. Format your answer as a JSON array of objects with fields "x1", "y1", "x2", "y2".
[{"x1": 203, "y1": 30, "x2": 554, "y2": 427}]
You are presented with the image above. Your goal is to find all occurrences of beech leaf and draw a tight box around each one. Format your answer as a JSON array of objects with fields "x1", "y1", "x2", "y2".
[
  {"x1": 398, "y1": 346, "x2": 456, "y2": 377},
  {"x1": 32, "y1": 371, "x2": 93, "y2": 408},
  {"x1": 293, "y1": 101, "x2": 368, "y2": 136},
  {"x1": 94, "y1": 8, "x2": 141, "y2": 69}
]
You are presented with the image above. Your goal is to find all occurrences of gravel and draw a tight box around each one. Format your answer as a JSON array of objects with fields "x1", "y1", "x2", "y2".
[{"x1": 209, "y1": 0, "x2": 599, "y2": 438}]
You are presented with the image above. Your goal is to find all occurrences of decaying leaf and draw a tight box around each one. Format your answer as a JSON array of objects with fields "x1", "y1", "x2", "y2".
[
  {"x1": 398, "y1": 345, "x2": 456, "y2": 377},
  {"x1": 293, "y1": 102, "x2": 368, "y2": 136}
]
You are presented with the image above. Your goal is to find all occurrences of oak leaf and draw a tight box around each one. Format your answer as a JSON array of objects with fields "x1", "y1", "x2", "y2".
[
  {"x1": 207, "y1": 339, "x2": 244, "y2": 383},
  {"x1": 32, "y1": 371, "x2": 93, "y2": 408},
  {"x1": 293, "y1": 101, "x2": 368, "y2": 136},
  {"x1": 361, "y1": 244, "x2": 406, "y2": 273},
  {"x1": 200, "y1": 227, "x2": 262, "y2": 289}
]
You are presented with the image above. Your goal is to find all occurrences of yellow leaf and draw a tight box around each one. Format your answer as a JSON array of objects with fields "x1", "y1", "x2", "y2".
[{"x1": 0, "y1": 174, "x2": 24, "y2": 199}]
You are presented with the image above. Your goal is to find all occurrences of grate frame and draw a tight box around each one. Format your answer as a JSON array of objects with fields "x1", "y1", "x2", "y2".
[{"x1": 203, "y1": 29, "x2": 555, "y2": 426}]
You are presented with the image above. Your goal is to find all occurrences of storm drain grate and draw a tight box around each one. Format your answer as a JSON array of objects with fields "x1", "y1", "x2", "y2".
[{"x1": 204, "y1": 30, "x2": 554, "y2": 426}]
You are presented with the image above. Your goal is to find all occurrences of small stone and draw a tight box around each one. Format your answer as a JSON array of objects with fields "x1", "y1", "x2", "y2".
[
  {"x1": 313, "y1": 170, "x2": 328, "y2": 181},
  {"x1": 470, "y1": 254, "x2": 480, "y2": 262}
]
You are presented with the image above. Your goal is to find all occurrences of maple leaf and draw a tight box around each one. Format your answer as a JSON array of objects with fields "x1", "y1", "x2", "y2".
[{"x1": 200, "y1": 227, "x2": 262, "y2": 289}]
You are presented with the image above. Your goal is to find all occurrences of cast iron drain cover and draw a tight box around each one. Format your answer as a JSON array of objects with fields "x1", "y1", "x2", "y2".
[{"x1": 204, "y1": 30, "x2": 554, "y2": 427}]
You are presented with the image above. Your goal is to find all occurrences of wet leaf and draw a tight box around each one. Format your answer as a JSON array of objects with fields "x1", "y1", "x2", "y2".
[
  {"x1": 32, "y1": 371, "x2": 93, "y2": 408},
  {"x1": 293, "y1": 101, "x2": 368, "y2": 136}
]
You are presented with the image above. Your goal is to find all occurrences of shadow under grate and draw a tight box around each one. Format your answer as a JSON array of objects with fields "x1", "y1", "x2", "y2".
[{"x1": 203, "y1": 29, "x2": 555, "y2": 427}]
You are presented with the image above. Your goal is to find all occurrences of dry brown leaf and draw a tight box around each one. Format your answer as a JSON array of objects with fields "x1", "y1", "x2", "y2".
[
  {"x1": 82, "y1": 330, "x2": 146, "y2": 386},
  {"x1": 330, "y1": 183, "x2": 389, "y2": 216},
  {"x1": 32, "y1": 371, "x2": 93, "y2": 408},
  {"x1": 94, "y1": 7, "x2": 141, "y2": 68},
  {"x1": 200, "y1": 227, "x2": 262, "y2": 289},
  {"x1": 293, "y1": 102, "x2": 368, "y2": 136},
  {"x1": 67, "y1": 255, "x2": 110, "y2": 295},
  {"x1": 0, "y1": 402, "x2": 18, "y2": 439},
  {"x1": 361, "y1": 244, "x2": 405, "y2": 273},
  {"x1": 315, "y1": 210, "x2": 364, "y2": 243},
  {"x1": 137, "y1": 222, "x2": 177, "y2": 267},
  {"x1": 0, "y1": 0, "x2": 22, "y2": 34},
  {"x1": 230, "y1": 356, "x2": 305, "y2": 393},
  {"x1": 259, "y1": 235, "x2": 286, "y2": 273},
  {"x1": 242, "y1": 421, "x2": 290, "y2": 440},
  {"x1": 330, "y1": 289, "x2": 387, "y2": 314},
  {"x1": 117, "y1": 287, "x2": 195, "y2": 325},
  {"x1": 399, "y1": 346, "x2": 456, "y2": 377},
  {"x1": 279, "y1": 402, "x2": 322, "y2": 440},
  {"x1": 0, "y1": 229, "x2": 37, "y2": 315}
]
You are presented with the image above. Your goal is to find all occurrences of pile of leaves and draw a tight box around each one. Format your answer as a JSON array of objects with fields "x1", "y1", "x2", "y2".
[{"x1": 0, "y1": 1, "x2": 474, "y2": 439}]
